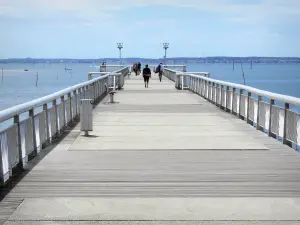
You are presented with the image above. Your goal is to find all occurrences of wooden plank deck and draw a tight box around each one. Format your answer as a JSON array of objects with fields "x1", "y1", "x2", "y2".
[{"x1": 1, "y1": 72, "x2": 300, "y2": 224}]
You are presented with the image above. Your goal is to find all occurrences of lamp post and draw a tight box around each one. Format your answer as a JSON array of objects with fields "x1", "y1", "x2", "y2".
[
  {"x1": 117, "y1": 43, "x2": 123, "y2": 65},
  {"x1": 163, "y1": 42, "x2": 169, "y2": 63}
]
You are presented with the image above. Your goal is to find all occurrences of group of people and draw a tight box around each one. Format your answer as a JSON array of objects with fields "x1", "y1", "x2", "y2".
[
  {"x1": 138, "y1": 62, "x2": 164, "y2": 88},
  {"x1": 132, "y1": 62, "x2": 141, "y2": 75}
]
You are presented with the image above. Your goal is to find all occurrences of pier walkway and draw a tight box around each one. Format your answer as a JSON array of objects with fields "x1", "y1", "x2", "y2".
[{"x1": 1, "y1": 72, "x2": 300, "y2": 224}]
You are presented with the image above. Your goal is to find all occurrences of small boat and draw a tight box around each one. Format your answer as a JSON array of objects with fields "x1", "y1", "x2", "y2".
[{"x1": 24, "y1": 69, "x2": 28, "y2": 71}]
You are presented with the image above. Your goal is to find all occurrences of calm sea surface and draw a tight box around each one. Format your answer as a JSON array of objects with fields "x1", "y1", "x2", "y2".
[{"x1": 0, "y1": 62, "x2": 300, "y2": 112}]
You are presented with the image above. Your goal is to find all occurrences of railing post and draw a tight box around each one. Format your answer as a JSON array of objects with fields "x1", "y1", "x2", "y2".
[
  {"x1": 68, "y1": 93, "x2": 72, "y2": 123},
  {"x1": 215, "y1": 84, "x2": 218, "y2": 104},
  {"x1": 209, "y1": 82, "x2": 212, "y2": 101},
  {"x1": 225, "y1": 86, "x2": 229, "y2": 111},
  {"x1": 203, "y1": 80, "x2": 206, "y2": 97},
  {"x1": 28, "y1": 109, "x2": 37, "y2": 157},
  {"x1": 220, "y1": 85, "x2": 223, "y2": 109},
  {"x1": 247, "y1": 92, "x2": 251, "y2": 124},
  {"x1": 0, "y1": 142, "x2": 4, "y2": 185},
  {"x1": 231, "y1": 88, "x2": 235, "y2": 114},
  {"x1": 283, "y1": 103, "x2": 291, "y2": 146},
  {"x1": 73, "y1": 90, "x2": 78, "y2": 117},
  {"x1": 238, "y1": 89, "x2": 243, "y2": 118},
  {"x1": 256, "y1": 95, "x2": 262, "y2": 130},
  {"x1": 268, "y1": 99, "x2": 275, "y2": 137},
  {"x1": 83, "y1": 86, "x2": 87, "y2": 99},
  {"x1": 43, "y1": 104, "x2": 50, "y2": 146},
  {"x1": 92, "y1": 83, "x2": 96, "y2": 101},
  {"x1": 181, "y1": 75, "x2": 184, "y2": 90},
  {"x1": 206, "y1": 81, "x2": 209, "y2": 99},
  {"x1": 61, "y1": 96, "x2": 66, "y2": 129},
  {"x1": 203, "y1": 79, "x2": 206, "y2": 97},
  {"x1": 212, "y1": 83, "x2": 216, "y2": 103},
  {"x1": 200, "y1": 79, "x2": 205, "y2": 98},
  {"x1": 206, "y1": 81, "x2": 209, "y2": 100},
  {"x1": 113, "y1": 76, "x2": 116, "y2": 90},
  {"x1": 192, "y1": 77, "x2": 195, "y2": 92},
  {"x1": 14, "y1": 115, "x2": 24, "y2": 170},
  {"x1": 200, "y1": 79, "x2": 203, "y2": 96},
  {"x1": 96, "y1": 81, "x2": 99, "y2": 99},
  {"x1": 52, "y1": 99, "x2": 59, "y2": 136}
]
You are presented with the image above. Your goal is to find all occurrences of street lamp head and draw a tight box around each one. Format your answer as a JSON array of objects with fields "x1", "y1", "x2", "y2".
[
  {"x1": 163, "y1": 42, "x2": 169, "y2": 49},
  {"x1": 117, "y1": 43, "x2": 123, "y2": 49}
]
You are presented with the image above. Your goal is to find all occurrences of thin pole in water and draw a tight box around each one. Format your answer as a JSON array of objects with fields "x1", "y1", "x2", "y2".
[
  {"x1": 250, "y1": 60, "x2": 252, "y2": 69},
  {"x1": 36, "y1": 72, "x2": 39, "y2": 87},
  {"x1": 1, "y1": 68, "x2": 3, "y2": 85},
  {"x1": 232, "y1": 61, "x2": 235, "y2": 70},
  {"x1": 241, "y1": 62, "x2": 246, "y2": 85}
]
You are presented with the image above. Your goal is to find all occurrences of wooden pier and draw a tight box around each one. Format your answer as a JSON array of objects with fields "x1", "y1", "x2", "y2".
[{"x1": 1, "y1": 72, "x2": 300, "y2": 224}]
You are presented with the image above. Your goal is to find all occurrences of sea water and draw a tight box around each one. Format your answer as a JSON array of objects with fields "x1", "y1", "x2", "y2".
[{"x1": 0, "y1": 62, "x2": 299, "y2": 113}]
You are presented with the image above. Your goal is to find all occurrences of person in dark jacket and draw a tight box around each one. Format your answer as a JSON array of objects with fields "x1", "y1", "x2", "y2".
[
  {"x1": 142, "y1": 64, "x2": 151, "y2": 88},
  {"x1": 133, "y1": 63, "x2": 138, "y2": 76},
  {"x1": 137, "y1": 62, "x2": 141, "y2": 75}
]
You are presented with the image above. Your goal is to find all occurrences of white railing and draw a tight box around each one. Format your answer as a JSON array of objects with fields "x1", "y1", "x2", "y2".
[
  {"x1": 89, "y1": 67, "x2": 130, "y2": 90},
  {"x1": 174, "y1": 72, "x2": 300, "y2": 150},
  {"x1": 151, "y1": 65, "x2": 186, "y2": 74},
  {"x1": 164, "y1": 69, "x2": 209, "y2": 89},
  {"x1": 0, "y1": 67, "x2": 128, "y2": 185},
  {"x1": 128, "y1": 64, "x2": 186, "y2": 73},
  {"x1": 100, "y1": 64, "x2": 125, "y2": 72}
]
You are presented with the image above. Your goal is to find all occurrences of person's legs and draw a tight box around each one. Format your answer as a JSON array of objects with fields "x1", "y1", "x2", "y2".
[
  {"x1": 159, "y1": 72, "x2": 162, "y2": 82},
  {"x1": 145, "y1": 76, "x2": 148, "y2": 87},
  {"x1": 146, "y1": 76, "x2": 149, "y2": 87},
  {"x1": 143, "y1": 76, "x2": 147, "y2": 87}
]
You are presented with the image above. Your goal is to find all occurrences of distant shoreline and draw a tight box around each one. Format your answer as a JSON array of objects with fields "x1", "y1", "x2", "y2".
[{"x1": 1, "y1": 57, "x2": 300, "y2": 64}]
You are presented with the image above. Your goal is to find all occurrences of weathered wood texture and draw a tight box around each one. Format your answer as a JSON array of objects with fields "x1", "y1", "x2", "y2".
[{"x1": 1, "y1": 72, "x2": 300, "y2": 224}]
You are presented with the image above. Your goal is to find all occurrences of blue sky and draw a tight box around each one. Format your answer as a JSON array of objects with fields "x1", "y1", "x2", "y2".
[{"x1": 0, "y1": 0, "x2": 300, "y2": 58}]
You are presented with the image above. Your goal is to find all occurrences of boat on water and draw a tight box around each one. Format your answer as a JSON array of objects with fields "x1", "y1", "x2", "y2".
[{"x1": 24, "y1": 69, "x2": 28, "y2": 71}]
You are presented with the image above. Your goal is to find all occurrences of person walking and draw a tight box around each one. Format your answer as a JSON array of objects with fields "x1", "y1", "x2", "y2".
[
  {"x1": 133, "y1": 63, "x2": 138, "y2": 76},
  {"x1": 142, "y1": 64, "x2": 151, "y2": 88},
  {"x1": 156, "y1": 62, "x2": 164, "y2": 82},
  {"x1": 137, "y1": 62, "x2": 141, "y2": 75}
]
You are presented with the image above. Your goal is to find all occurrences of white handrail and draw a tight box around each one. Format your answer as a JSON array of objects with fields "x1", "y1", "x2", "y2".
[
  {"x1": 0, "y1": 74, "x2": 110, "y2": 123},
  {"x1": 0, "y1": 67, "x2": 129, "y2": 123},
  {"x1": 181, "y1": 72, "x2": 300, "y2": 106}
]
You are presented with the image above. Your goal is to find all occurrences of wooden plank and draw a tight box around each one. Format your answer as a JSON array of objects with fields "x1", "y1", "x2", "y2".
[{"x1": 1, "y1": 72, "x2": 300, "y2": 223}]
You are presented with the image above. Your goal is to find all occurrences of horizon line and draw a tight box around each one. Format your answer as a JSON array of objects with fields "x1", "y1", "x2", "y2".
[{"x1": 1, "y1": 56, "x2": 300, "y2": 60}]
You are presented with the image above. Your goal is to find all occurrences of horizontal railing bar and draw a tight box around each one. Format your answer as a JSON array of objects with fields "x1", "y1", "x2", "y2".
[
  {"x1": 0, "y1": 73, "x2": 111, "y2": 123},
  {"x1": 88, "y1": 72, "x2": 109, "y2": 75},
  {"x1": 102, "y1": 64, "x2": 186, "y2": 67},
  {"x1": 181, "y1": 72, "x2": 210, "y2": 75},
  {"x1": 178, "y1": 72, "x2": 300, "y2": 107},
  {"x1": 165, "y1": 68, "x2": 178, "y2": 73},
  {"x1": 99, "y1": 64, "x2": 124, "y2": 67}
]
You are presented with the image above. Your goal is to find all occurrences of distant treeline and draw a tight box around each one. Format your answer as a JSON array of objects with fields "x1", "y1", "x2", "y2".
[{"x1": 0, "y1": 57, "x2": 300, "y2": 64}]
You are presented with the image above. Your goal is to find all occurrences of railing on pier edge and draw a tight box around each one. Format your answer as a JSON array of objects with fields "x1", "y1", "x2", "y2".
[
  {"x1": 164, "y1": 68, "x2": 300, "y2": 151},
  {"x1": 0, "y1": 67, "x2": 130, "y2": 186},
  {"x1": 99, "y1": 64, "x2": 187, "y2": 73}
]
